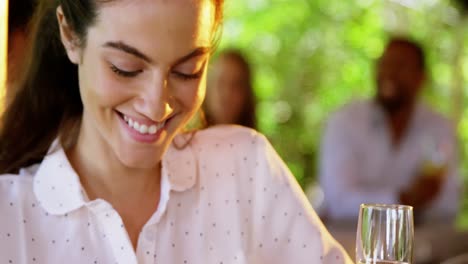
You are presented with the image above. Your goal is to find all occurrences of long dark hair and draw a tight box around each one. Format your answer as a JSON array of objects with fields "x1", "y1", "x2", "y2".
[
  {"x1": 8, "y1": 0, "x2": 37, "y2": 39},
  {"x1": 0, "y1": 0, "x2": 224, "y2": 174},
  {"x1": 204, "y1": 49, "x2": 257, "y2": 129}
]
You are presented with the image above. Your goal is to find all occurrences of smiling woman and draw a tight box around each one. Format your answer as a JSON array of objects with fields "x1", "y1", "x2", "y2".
[{"x1": 0, "y1": 0, "x2": 352, "y2": 263}]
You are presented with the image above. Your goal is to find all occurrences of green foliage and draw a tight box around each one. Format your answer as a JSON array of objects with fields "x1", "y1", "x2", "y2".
[{"x1": 218, "y1": 0, "x2": 468, "y2": 224}]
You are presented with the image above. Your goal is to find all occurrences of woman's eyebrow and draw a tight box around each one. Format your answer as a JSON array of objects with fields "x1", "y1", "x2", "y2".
[
  {"x1": 103, "y1": 41, "x2": 152, "y2": 63},
  {"x1": 102, "y1": 42, "x2": 211, "y2": 65},
  {"x1": 174, "y1": 47, "x2": 211, "y2": 65}
]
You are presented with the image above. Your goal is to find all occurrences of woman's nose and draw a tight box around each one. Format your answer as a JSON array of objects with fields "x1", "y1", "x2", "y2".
[{"x1": 134, "y1": 77, "x2": 174, "y2": 122}]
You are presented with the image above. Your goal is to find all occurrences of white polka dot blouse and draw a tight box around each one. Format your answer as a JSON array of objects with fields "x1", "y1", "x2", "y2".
[{"x1": 0, "y1": 126, "x2": 353, "y2": 263}]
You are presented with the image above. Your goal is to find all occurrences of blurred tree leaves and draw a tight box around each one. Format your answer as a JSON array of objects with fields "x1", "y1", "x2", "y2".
[{"x1": 217, "y1": 0, "x2": 468, "y2": 225}]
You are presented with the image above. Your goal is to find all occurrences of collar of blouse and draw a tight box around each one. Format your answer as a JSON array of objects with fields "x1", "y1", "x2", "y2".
[{"x1": 32, "y1": 134, "x2": 198, "y2": 215}]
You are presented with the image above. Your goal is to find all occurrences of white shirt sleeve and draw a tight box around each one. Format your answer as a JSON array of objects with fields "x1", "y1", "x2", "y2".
[
  {"x1": 252, "y1": 133, "x2": 353, "y2": 264},
  {"x1": 319, "y1": 114, "x2": 397, "y2": 221}
]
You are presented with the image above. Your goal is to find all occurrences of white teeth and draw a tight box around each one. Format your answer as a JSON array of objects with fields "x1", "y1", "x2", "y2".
[
  {"x1": 123, "y1": 114, "x2": 165, "y2": 135},
  {"x1": 148, "y1": 125, "x2": 157, "y2": 134},
  {"x1": 133, "y1": 121, "x2": 140, "y2": 130},
  {"x1": 139, "y1": 124, "x2": 148, "y2": 134}
]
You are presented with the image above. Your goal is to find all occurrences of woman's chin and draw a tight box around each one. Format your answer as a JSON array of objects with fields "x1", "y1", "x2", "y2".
[
  {"x1": 121, "y1": 157, "x2": 160, "y2": 170},
  {"x1": 116, "y1": 147, "x2": 163, "y2": 170}
]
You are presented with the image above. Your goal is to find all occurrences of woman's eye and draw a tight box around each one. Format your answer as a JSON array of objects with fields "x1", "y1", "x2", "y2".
[
  {"x1": 110, "y1": 64, "x2": 142, "y2": 78},
  {"x1": 171, "y1": 60, "x2": 207, "y2": 81},
  {"x1": 172, "y1": 70, "x2": 203, "y2": 81}
]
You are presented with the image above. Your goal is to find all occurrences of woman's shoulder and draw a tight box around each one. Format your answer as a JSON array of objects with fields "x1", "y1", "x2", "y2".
[
  {"x1": 0, "y1": 164, "x2": 38, "y2": 200},
  {"x1": 195, "y1": 124, "x2": 268, "y2": 146},
  {"x1": 188, "y1": 125, "x2": 272, "y2": 165},
  {"x1": 189, "y1": 125, "x2": 281, "y2": 174}
]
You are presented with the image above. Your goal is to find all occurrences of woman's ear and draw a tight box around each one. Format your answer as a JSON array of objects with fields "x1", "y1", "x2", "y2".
[{"x1": 56, "y1": 6, "x2": 81, "y2": 64}]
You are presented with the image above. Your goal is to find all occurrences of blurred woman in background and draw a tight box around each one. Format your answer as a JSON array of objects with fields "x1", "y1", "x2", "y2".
[{"x1": 204, "y1": 49, "x2": 257, "y2": 128}]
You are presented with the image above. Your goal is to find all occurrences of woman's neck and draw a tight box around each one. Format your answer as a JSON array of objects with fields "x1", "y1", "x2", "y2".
[
  {"x1": 67, "y1": 124, "x2": 161, "y2": 205},
  {"x1": 67, "y1": 123, "x2": 162, "y2": 250}
]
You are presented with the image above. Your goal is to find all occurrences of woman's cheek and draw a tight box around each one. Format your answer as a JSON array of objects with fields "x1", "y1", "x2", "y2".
[
  {"x1": 95, "y1": 70, "x2": 134, "y2": 106},
  {"x1": 191, "y1": 80, "x2": 208, "y2": 113},
  {"x1": 195, "y1": 74, "x2": 208, "y2": 104},
  {"x1": 173, "y1": 77, "x2": 206, "y2": 110}
]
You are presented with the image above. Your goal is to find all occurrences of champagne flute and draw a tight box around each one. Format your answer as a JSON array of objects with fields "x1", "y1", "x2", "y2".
[{"x1": 356, "y1": 204, "x2": 414, "y2": 264}]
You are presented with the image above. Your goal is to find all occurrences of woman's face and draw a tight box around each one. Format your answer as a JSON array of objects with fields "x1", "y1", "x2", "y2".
[
  {"x1": 60, "y1": 0, "x2": 215, "y2": 169},
  {"x1": 206, "y1": 56, "x2": 248, "y2": 125}
]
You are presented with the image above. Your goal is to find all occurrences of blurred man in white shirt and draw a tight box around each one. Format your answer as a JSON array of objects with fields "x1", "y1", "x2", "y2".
[{"x1": 319, "y1": 37, "x2": 460, "y2": 225}]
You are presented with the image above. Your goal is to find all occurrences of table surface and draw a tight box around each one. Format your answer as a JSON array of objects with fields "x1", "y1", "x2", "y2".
[{"x1": 326, "y1": 221, "x2": 468, "y2": 264}]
